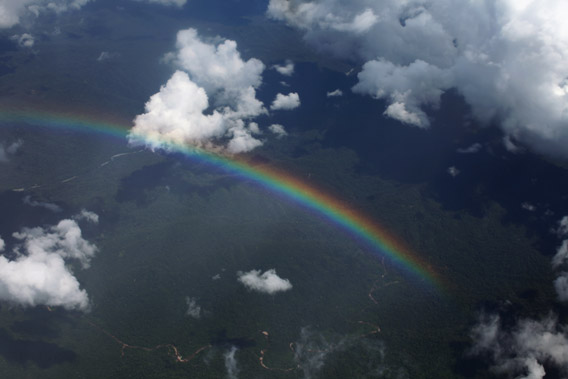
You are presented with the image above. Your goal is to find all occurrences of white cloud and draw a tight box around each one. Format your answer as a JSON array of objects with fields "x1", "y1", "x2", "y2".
[
  {"x1": 23, "y1": 196, "x2": 62, "y2": 213},
  {"x1": 353, "y1": 59, "x2": 452, "y2": 128},
  {"x1": 554, "y1": 273, "x2": 568, "y2": 302},
  {"x1": 237, "y1": 269, "x2": 292, "y2": 294},
  {"x1": 268, "y1": 124, "x2": 287, "y2": 138},
  {"x1": 552, "y1": 240, "x2": 568, "y2": 269},
  {"x1": 129, "y1": 70, "x2": 226, "y2": 150},
  {"x1": 270, "y1": 92, "x2": 300, "y2": 111},
  {"x1": 129, "y1": 29, "x2": 267, "y2": 154},
  {"x1": 470, "y1": 313, "x2": 568, "y2": 379},
  {"x1": 0, "y1": 140, "x2": 22, "y2": 162},
  {"x1": 10, "y1": 33, "x2": 34, "y2": 48},
  {"x1": 0, "y1": 237, "x2": 4, "y2": 252},
  {"x1": 447, "y1": 166, "x2": 460, "y2": 177},
  {"x1": 224, "y1": 346, "x2": 239, "y2": 379},
  {"x1": 0, "y1": 0, "x2": 90, "y2": 29},
  {"x1": 185, "y1": 296, "x2": 201, "y2": 319},
  {"x1": 521, "y1": 202, "x2": 536, "y2": 212},
  {"x1": 556, "y1": 216, "x2": 568, "y2": 238},
  {"x1": 132, "y1": 0, "x2": 187, "y2": 7},
  {"x1": 457, "y1": 143, "x2": 483, "y2": 154},
  {"x1": 74, "y1": 209, "x2": 99, "y2": 224},
  {"x1": 272, "y1": 60, "x2": 295, "y2": 76},
  {"x1": 0, "y1": 212, "x2": 98, "y2": 311},
  {"x1": 326, "y1": 89, "x2": 343, "y2": 97},
  {"x1": 267, "y1": 0, "x2": 568, "y2": 159},
  {"x1": 267, "y1": 1, "x2": 378, "y2": 34},
  {"x1": 97, "y1": 51, "x2": 119, "y2": 62},
  {"x1": 226, "y1": 121, "x2": 263, "y2": 154}
]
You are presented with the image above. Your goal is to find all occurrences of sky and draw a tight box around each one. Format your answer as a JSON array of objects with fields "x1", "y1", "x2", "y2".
[{"x1": 1, "y1": 1, "x2": 568, "y2": 378}]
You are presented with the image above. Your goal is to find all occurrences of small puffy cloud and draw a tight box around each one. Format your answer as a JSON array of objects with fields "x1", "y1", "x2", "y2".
[
  {"x1": 521, "y1": 202, "x2": 536, "y2": 212},
  {"x1": 23, "y1": 196, "x2": 62, "y2": 213},
  {"x1": 226, "y1": 121, "x2": 263, "y2": 154},
  {"x1": 224, "y1": 346, "x2": 239, "y2": 379},
  {"x1": 10, "y1": 33, "x2": 34, "y2": 48},
  {"x1": 130, "y1": 28, "x2": 268, "y2": 154},
  {"x1": 268, "y1": 124, "x2": 287, "y2": 138},
  {"x1": 0, "y1": 212, "x2": 98, "y2": 311},
  {"x1": 447, "y1": 166, "x2": 460, "y2": 177},
  {"x1": 185, "y1": 296, "x2": 201, "y2": 319},
  {"x1": 0, "y1": 237, "x2": 4, "y2": 252},
  {"x1": 270, "y1": 92, "x2": 300, "y2": 111},
  {"x1": 0, "y1": 140, "x2": 22, "y2": 162},
  {"x1": 457, "y1": 143, "x2": 483, "y2": 154},
  {"x1": 326, "y1": 89, "x2": 343, "y2": 97},
  {"x1": 237, "y1": 269, "x2": 292, "y2": 294},
  {"x1": 470, "y1": 313, "x2": 568, "y2": 379},
  {"x1": 272, "y1": 60, "x2": 295, "y2": 76},
  {"x1": 0, "y1": 0, "x2": 90, "y2": 29},
  {"x1": 74, "y1": 209, "x2": 99, "y2": 224}
]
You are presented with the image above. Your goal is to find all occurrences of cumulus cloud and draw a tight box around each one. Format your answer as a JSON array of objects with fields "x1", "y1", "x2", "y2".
[
  {"x1": 10, "y1": 33, "x2": 34, "y2": 48},
  {"x1": 0, "y1": 140, "x2": 22, "y2": 162},
  {"x1": 470, "y1": 313, "x2": 568, "y2": 379},
  {"x1": 267, "y1": 0, "x2": 568, "y2": 159},
  {"x1": 129, "y1": 28, "x2": 266, "y2": 153},
  {"x1": 326, "y1": 89, "x2": 343, "y2": 97},
  {"x1": 74, "y1": 209, "x2": 99, "y2": 224},
  {"x1": 267, "y1": 1, "x2": 378, "y2": 34},
  {"x1": 270, "y1": 92, "x2": 300, "y2": 111},
  {"x1": 272, "y1": 60, "x2": 295, "y2": 76},
  {"x1": 268, "y1": 124, "x2": 287, "y2": 138},
  {"x1": 353, "y1": 59, "x2": 452, "y2": 128},
  {"x1": 0, "y1": 237, "x2": 4, "y2": 252},
  {"x1": 0, "y1": 212, "x2": 98, "y2": 311},
  {"x1": 0, "y1": 0, "x2": 90, "y2": 29},
  {"x1": 224, "y1": 346, "x2": 239, "y2": 379},
  {"x1": 23, "y1": 196, "x2": 62, "y2": 213},
  {"x1": 555, "y1": 216, "x2": 568, "y2": 238},
  {"x1": 237, "y1": 269, "x2": 292, "y2": 294},
  {"x1": 185, "y1": 296, "x2": 202, "y2": 319}
]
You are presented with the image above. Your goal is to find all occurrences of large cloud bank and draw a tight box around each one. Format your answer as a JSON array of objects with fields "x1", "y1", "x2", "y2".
[
  {"x1": 471, "y1": 313, "x2": 568, "y2": 379},
  {"x1": 268, "y1": 0, "x2": 568, "y2": 159},
  {"x1": 237, "y1": 269, "x2": 292, "y2": 294},
  {"x1": 0, "y1": 213, "x2": 98, "y2": 311},
  {"x1": 129, "y1": 28, "x2": 269, "y2": 154}
]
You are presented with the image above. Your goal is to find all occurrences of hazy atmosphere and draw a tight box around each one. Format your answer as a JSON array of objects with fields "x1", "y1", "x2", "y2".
[{"x1": 0, "y1": 0, "x2": 567, "y2": 378}]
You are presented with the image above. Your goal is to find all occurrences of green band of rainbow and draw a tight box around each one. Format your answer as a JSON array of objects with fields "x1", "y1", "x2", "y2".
[{"x1": 0, "y1": 108, "x2": 444, "y2": 291}]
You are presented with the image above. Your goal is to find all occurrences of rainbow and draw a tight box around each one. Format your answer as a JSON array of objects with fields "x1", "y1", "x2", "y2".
[{"x1": 0, "y1": 108, "x2": 443, "y2": 291}]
